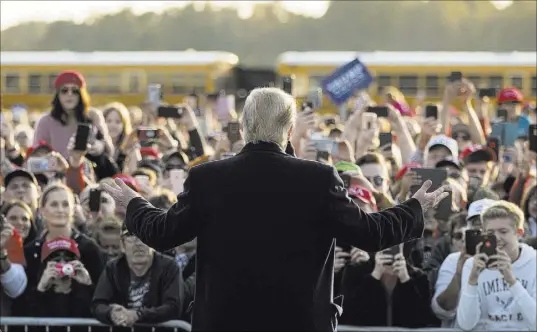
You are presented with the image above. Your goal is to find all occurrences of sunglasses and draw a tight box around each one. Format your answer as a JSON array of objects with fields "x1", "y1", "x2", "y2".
[
  {"x1": 452, "y1": 232, "x2": 464, "y2": 240},
  {"x1": 60, "y1": 87, "x2": 80, "y2": 95}
]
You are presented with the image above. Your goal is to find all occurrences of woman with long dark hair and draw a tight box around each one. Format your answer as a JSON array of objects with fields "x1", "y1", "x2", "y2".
[{"x1": 33, "y1": 71, "x2": 114, "y2": 160}]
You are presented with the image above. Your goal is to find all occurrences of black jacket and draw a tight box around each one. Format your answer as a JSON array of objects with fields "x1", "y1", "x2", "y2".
[
  {"x1": 92, "y1": 252, "x2": 183, "y2": 324},
  {"x1": 125, "y1": 141, "x2": 425, "y2": 331},
  {"x1": 13, "y1": 229, "x2": 105, "y2": 317},
  {"x1": 340, "y1": 260, "x2": 439, "y2": 328}
]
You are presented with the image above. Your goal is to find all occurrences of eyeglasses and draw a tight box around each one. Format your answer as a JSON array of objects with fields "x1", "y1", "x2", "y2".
[
  {"x1": 365, "y1": 175, "x2": 384, "y2": 187},
  {"x1": 60, "y1": 87, "x2": 80, "y2": 95}
]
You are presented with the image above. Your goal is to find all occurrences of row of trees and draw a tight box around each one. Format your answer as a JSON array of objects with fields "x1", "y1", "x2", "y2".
[{"x1": 1, "y1": 1, "x2": 535, "y2": 67}]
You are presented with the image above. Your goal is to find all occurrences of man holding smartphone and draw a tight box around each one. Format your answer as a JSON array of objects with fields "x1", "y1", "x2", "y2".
[
  {"x1": 457, "y1": 201, "x2": 536, "y2": 331},
  {"x1": 102, "y1": 87, "x2": 450, "y2": 331}
]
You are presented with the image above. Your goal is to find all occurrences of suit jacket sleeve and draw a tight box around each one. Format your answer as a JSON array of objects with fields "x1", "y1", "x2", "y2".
[
  {"x1": 326, "y1": 167, "x2": 424, "y2": 253},
  {"x1": 125, "y1": 169, "x2": 200, "y2": 251}
]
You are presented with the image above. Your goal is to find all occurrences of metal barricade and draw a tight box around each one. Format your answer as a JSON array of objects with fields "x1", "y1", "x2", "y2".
[
  {"x1": 0, "y1": 317, "x2": 191, "y2": 332},
  {"x1": 338, "y1": 327, "x2": 461, "y2": 332}
]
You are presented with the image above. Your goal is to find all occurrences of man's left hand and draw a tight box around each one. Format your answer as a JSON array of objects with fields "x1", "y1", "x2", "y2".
[
  {"x1": 392, "y1": 253, "x2": 410, "y2": 283},
  {"x1": 412, "y1": 180, "x2": 450, "y2": 213}
]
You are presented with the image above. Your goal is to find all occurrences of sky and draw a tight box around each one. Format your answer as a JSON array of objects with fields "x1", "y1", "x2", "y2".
[{"x1": 0, "y1": 0, "x2": 513, "y2": 31}]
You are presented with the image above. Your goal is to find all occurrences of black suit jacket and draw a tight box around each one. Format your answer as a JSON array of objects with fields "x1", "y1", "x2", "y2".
[{"x1": 125, "y1": 142, "x2": 424, "y2": 331}]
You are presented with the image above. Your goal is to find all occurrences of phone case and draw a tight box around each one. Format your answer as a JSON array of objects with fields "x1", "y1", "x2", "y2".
[
  {"x1": 74, "y1": 124, "x2": 91, "y2": 151},
  {"x1": 6, "y1": 230, "x2": 25, "y2": 265},
  {"x1": 409, "y1": 168, "x2": 447, "y2": 196},
  {"x1": 89, "y1": 189, "x2": 101, "y2": 212},
  {"x1": 465, "y1": 229, "x2": 482, "y2": 256},
  {"x1": 170, "y1": 169, "x2": 185, "y2": 194}
]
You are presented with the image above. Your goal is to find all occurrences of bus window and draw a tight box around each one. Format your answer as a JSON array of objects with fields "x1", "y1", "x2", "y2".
[
  {"x1": 48, "y1": 74, "x2": 58, "y2": 93},
  {"x1": 86, "y1": 74, "x2": 103, "y2": 93},
  {"x1": 28, "y1": 74, "x2": 42, "y2": 94},
  {"x1": 425, "y1": 75, "x2": 439, "y2": 96},
  {"x1": 532, "y1": 76, "x2": 537, "y2": 97},
  {"x1": 398, "y1": 75, "x2": 418, "y2": 96},
  {"x1": 105, "y1": 73, "x2": 121, "y2": 94},
  {"x1": 510, "y1": 76, "x2": 523, "y2": 90},
  {"x1": 190, "y1": 74, "x2": 206, "y2": 94},
  {"x1": 147, "y1": 72, "x2": 168, "y2": 93},
  {"x1": 467, "y1": 76, "x2": 483, "y2": 87},
  {"x1": 127, "y1": 72, "x2": 140, "y2": 93},
  {"x1": 5, "y1": 73, "x2": 20, "y2": 93},
  {"x1": 376, "y1": 75, "x2": 392, "y2": 95},
  {"x1": 489, "y1": 76, "x2": 504, "y2": 89}
]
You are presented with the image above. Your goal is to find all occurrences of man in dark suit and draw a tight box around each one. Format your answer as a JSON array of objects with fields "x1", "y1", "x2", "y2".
[{"x1": 102, "y1": 87, "x2": 449, "y2": 332}]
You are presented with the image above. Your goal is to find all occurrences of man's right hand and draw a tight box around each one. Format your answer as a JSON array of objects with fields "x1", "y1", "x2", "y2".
[
  {"x1": 469, "y1": 243, "x2": 487, "y2": 285},
  {"x1": 67, "y1": 134, "x2": 88, "y2": 168},
  {"x1": 109, "y1": 304, "x2": 127, "y2": 326}
]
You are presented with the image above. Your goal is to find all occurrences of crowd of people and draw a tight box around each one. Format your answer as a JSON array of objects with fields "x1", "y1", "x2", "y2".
[{"x1": 0, "y1": 70, "x2": 536, "y2": 331}]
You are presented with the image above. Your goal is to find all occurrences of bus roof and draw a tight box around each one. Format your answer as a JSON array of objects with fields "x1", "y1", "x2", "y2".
[
  {"x1": 0, "y1": 51, "x2": 239, "y2": 66},
  {"x1": 277, "y1": 51, "x2": 537, "y2": 67}
]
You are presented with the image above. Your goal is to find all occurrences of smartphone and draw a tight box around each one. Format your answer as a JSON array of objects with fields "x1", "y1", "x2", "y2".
[
  {"x1": 529, "y1": 124, "x2": 537, "y2": 153},
  {"x1": 362, "y1": 112, "x2": 378, "y2": 130},
  {"x1": 366, "y1": 106, "x2": 389, "y2": 118},
  {"x1": 74, "y1": 123, "x2": 91, "y2": 151},
  {"x1": 169, "y1": 169, "x2": 185, "y2": 194},
  {"x1": 379, "y1": 133, "x2": 393, "y2": 148},
  {"x1": 227, "y1": 121, "x2": 241, "y2": 146},
  {"x1": 88, "y1": 189, "x2": 101, "y2": 213},
  {"x1": 497, "y1": 108, "x2": 508, "y2": 120},
  {"x1": 409, "y1": 168, "x2": 448, "y2": 196},
  {"x1": 435, "y1": 191, "x2": 453, "y2": 222},
  {"x1": 5, "y1": 228, "x2": 25, "y2": 265},
  {"x1": 147, "y1": 84, "x2": 161, "y2": 108},
  {"x1": 486, "y1": 136, "x2": 501, "y2": 158},
  {"x1": 479, "y1": 88, "x2": 497, "y2": 99},
  {"x1": 27, "y1": 156, "x2": 56, "y2": 174},
  {"x1": 316, "y1": 150, "x2": 330, "y2": 162},
  {"x1": 425, "y1": 104, "x2": 438, "y2": 120},
  {"x1": 302, "y1": 88, "x2": 323, "y2": 111},
  {"x1": 282, "y1": 75, "x2": 294, "y2": 95},
  {"x1": 340, "y1": 174, "x2": 352, "y2": 189},
  {"x1": 481, "y1": 233, "x2": 497, "y2": 266},
  {"x1": 449, "y1": 71, "x2": 463, "y2": 82},
  {"x1": 134, "y1": 175, "x2": 149, "y2": 188},
  {"x1": 465, "y1": 229, "x2": 482, "y2": 256},
  {"x1": 137, "y1": 127, "x2": 159, "y2": 142},
  {"x1": 158, "y1": 105, "x2": 184, "y2": 119},
  {"x1": 312, "y1": 138, "x2": 337, "y2": 154}
]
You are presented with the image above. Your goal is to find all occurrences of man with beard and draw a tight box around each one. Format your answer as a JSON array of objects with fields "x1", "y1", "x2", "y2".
[{"x1": 92, "y1": 226, "x2": 183, "y2": 327}]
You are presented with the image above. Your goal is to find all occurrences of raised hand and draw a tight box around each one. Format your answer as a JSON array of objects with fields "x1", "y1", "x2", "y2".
[
  {"x1": 411, "y1": 180, "x2": 450, "y2": 213},
  {"x1": 100, "y1": 178, "x2": 141, "y2": 212}
]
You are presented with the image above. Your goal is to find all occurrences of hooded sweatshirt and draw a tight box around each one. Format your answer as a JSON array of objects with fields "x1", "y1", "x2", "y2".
[{"x1": 457, "y1": 243, "x2": 536, "y2": 331}]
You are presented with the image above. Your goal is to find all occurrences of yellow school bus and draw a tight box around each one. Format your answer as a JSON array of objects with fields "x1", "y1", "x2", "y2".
[
  {"x1": 276, "y1": 51, "x2": 537, "y2": 113},
  {"x1": 0, "y1": 51, "x2": 239, "y2": 110}
]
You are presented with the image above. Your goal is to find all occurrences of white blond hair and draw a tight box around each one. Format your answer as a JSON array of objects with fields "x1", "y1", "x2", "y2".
[{"x1": 240, "y1": 87, "x2": 297, "y2": 146}]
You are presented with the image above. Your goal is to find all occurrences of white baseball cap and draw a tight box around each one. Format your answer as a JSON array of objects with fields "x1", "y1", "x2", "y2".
[
  {"x1": 426, "y1": 135, "x2": 459, "y2": 160},
  {"x1": 467, "y1": 199, "x2": 497, "y2": 220}
]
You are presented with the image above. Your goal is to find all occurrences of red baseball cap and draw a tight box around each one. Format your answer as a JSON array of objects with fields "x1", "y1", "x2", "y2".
[
  {"x1": 497, "y1": 87, "x2": 523, "y2": 104},
  {"x1": 54, "y1": 71, "x2": 86, "y2": 90},
  {"x1": 459, "y1": 144, "x2": 496, "y2": 164},
  {"x1": 26, "y1": 140, "x2": 53, "y2": 159},
  {"x1": 348, "y1": 185, "x2": 377, "y2": 210},
  {"x1": 140, "y1": 147, "x2": 160, "y2": 159},
  {"x1": 41, "y1": 237, "x2": 80, "y2": 262}
]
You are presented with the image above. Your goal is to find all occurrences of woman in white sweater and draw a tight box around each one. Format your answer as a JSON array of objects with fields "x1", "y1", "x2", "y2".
[{"x1": 457, "y1": 201, "x2": 536, "y2": 331}]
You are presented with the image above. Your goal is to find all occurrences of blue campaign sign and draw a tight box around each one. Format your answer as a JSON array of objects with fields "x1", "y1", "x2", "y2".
[{"x1": 321, "y1": 58, "x2": 374, "y2": 105}]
